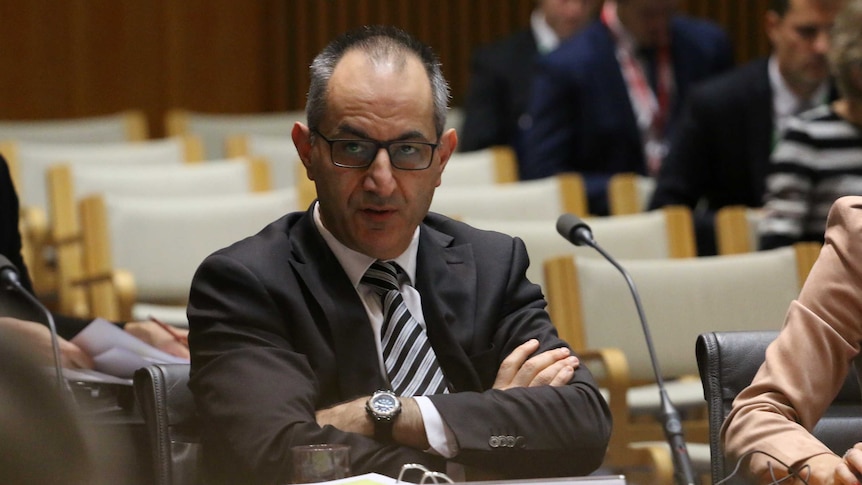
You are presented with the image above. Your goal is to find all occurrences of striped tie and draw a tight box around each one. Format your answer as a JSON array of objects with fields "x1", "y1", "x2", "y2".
[{"x1": 362, "y1": 261, "x2": 449, "y2": 396}]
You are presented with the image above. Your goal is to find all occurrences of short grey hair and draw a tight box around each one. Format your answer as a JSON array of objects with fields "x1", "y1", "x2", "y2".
[
  {"x1": 829, "y1": 0, "x2": 862, "y2": 100},
  {"x1": 306, "y1": 25, "x2": 450, "y2": 137}
]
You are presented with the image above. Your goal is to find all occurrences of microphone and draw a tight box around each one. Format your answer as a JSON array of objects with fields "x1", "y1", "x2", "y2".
[
  {"x1": 0, "y1": 255, "x2": 69, "y2": 395},
  {"x1": 556, "y1": 213, "x2": 698, "y2": 485}
]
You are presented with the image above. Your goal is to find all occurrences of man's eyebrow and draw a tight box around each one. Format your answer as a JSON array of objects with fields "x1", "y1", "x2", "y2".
[{"x1": 334, "y1": 124, "x2": 431, "y2": 142}]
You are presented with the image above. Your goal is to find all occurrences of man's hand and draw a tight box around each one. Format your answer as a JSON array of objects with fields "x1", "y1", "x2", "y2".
[
  {"x1": 124, "y1": 321, "x2": 190, "y2": 359},
  {"x1": 0, "y1": 317, "x2": 94, "y2": 369},
  {"x1": 316, "y1": 396, "x2": 373, "y2": 436},
  {"x1": 493, "y1": 339, "x2": 579, "y2": 390}
]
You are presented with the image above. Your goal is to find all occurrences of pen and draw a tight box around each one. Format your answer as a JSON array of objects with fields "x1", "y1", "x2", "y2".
[{"x1": 148, "y1": 315, "x2": 189, "y2": 347}]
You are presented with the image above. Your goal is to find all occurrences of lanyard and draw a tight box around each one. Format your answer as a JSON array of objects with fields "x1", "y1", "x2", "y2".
[{"x1": 601, "y1": 1, "x2": 673, "y2": 174}]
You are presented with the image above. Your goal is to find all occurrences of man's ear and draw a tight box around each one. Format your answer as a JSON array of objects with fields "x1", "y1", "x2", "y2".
[
  {"x1": 292, "y1": 122, "x2": 315, "y2": 180},
  {"x1": 434, "y1": 128, "x2": 458, "y2": 188},
  {"x1": 437, "y1": 128, "x2": 458, "y2": 171}
]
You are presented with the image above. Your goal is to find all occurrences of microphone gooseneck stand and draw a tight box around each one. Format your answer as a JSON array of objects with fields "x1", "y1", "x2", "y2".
[{"x1": 556, "y1": 214, "x2": 698, "y2": 485}]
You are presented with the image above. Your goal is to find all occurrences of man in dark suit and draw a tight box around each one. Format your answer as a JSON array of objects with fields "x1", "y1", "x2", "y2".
[
  {"x1": 187, "y1": 25, "x2": 611, "y2": 485},
  {"x1": 521, "y1": 0, "x2": 733, "y2": 215},
  {"x1": 459, "y1": 0, "x2": 597, "y2": 159},
  {"x1": 649, "y1": 0, "x2": 841, "y2": 254}
]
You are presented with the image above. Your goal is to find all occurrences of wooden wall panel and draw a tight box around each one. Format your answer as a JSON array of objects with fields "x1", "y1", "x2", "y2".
[{"x1": 0, "y1": 0, "x2": 772, "y2": 138}]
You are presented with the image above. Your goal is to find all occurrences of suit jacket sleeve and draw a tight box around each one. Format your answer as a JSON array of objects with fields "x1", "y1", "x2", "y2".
[
  {"x1": 722, "y1": 196, "x2": 862, "y2": 480},
  {"x1": 427, "y1": 234, "x2": 611, "y2": 478}
]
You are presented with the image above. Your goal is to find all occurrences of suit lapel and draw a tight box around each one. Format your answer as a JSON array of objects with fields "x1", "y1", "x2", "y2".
[
  {"x1": 415, "y1": 223, "x2": 484, "y2": 392},
  {"x1": 288, "y1": 210, "x2": 387, "y2": 397}
]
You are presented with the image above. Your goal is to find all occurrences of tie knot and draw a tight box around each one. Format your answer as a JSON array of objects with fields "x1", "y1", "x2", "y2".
[{"x1": 362, "y1": 261, "x2": 400, "y2": 295}]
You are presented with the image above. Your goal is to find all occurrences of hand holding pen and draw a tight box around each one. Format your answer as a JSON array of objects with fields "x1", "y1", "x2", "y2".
[{"x1": 123, "y1": 316, "x2": 190, "y2": 359}]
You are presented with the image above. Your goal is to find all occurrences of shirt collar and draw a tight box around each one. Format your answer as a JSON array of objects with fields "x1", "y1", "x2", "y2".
[
  {"x1": 312, "y1": 201, "x2": 419, "y2": 288},
  {"x1": 531, "y1": 8, "x2": 561, "y2": 54},
  {"x1": 769, "y1": 55, "x2": 830, "y2": 119}
]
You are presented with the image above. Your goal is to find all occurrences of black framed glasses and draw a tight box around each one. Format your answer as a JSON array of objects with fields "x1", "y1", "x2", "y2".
[{"x1": 312, "y1": 130, "x2": 439, "y2": 170}]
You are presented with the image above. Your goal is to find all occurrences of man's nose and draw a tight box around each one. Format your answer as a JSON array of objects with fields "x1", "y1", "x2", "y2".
[{"x1": 364, "y1": 148, "x2": 397, "y2": 196}]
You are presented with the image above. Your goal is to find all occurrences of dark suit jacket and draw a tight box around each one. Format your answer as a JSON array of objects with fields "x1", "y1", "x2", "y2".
[
  {"x1": 459, "y1": 29, "x2": 538, "y2": 159},
  {"x1": 187, "y1": 207, "x2": 611, "y2": 485},
  {"x1": 649, "y1": 58, "x2": 775, "y2": 212},
  {"x1": 522, "y1": 16, "x2": 733, "y2": 215}
]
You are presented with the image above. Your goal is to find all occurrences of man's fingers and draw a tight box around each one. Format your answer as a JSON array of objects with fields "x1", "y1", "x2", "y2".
[
  {"x1": 530, "y1": 356, "x2": 579, "y2": 387},
  {"x1": 493, "y1": 339, "x2": 540, "y2": 388}
]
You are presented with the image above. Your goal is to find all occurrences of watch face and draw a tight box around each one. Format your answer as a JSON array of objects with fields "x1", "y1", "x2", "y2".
[{"x1": 371, "y1": 392, "x2": 401, "y2": 418}]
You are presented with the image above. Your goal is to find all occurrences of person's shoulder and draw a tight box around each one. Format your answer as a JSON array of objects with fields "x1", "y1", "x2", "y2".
[
  {"x1": 423, "y1": 212, "x2": 517, "y2": 249},
  {"x1": 473, "y1": 29, "x2": 539, "y2": 69},
  {"x1": 207, "y1": 211, "x2": 301, "y2": 261},
  {"x1": 690, "y1": 58, "x2": 769, "y2": 103},
  {"x1": 544, "y1": 21, "x2": 610, "y2": 65},
  {"x1": 671, "y1": 14, "x2": 729, "y2": 42}
]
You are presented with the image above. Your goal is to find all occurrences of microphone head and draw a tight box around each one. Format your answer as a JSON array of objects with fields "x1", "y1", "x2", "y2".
[
  {"x1": 0, "y1": 254, "x2": 21, "y2": 288},
  {"x1": 556, "y1": 213, "x2": 593, "y2": 246}
]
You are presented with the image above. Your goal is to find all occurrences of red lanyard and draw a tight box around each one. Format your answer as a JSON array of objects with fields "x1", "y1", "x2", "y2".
[{"x1": 601, "y1": 1, "x2": 673, "y2": 174}]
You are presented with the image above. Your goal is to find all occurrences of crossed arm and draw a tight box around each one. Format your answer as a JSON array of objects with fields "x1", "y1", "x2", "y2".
[{"x1": 315, "y1": 338, "x2": 579, "y2": 450}]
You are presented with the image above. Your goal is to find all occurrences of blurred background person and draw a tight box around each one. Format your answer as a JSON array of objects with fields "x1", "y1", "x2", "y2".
[
  {"x1": 459, "y1": 0, "x2": 598, "y2": 161},
  {"x1": 758, "y1": 0, "x2": 862, "y2": 250},
  {"x1": 520, "y1": 0, "x2": 733, "y2": 215},
  {"x1": 650, "y1": 0, "x2": 841, "y2": 255}
]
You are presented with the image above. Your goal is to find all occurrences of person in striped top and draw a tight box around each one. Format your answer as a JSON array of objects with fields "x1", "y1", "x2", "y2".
[{"x1": 759, "y1": 0, "x2": 862, "y2": 250}]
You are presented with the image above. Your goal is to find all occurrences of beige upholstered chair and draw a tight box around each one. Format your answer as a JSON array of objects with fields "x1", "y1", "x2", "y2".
[
  {"x1": 715, "y1": 205, "x2": 765, "y2": 255},
  {"x1": 47, "y1": 158, "x2": 271, "y2": 317},
  {"x1": 442, "y1": 146, "x2": 518, "y2": 187},
  {"x1": 2, "y1": 136, "x2": 203, "y2": 299},
  {"x1": 542, "y1": 242, "x2": 821, "y2": 480},
  {"x1": 225, "y1": 133, "x2": 299, "y2": 189},
  {"x1": 462, "y1": 206, "x2": 696, "y2": 292},
  {"x1": 431, "y1": 174, "x2": 588, "y2": 220},
  {"x1": 165, "y1": 109, "x2": 305, "y2": 159},
  {"x1": 0, "y1": 110, "x2": 148, "y2": 144},
  {"x1": 78, "y1": 190, "x2": 298, "y2": 326},
  {"x1": 607, "y1": 172, "x2": 657, "y2": 215}
]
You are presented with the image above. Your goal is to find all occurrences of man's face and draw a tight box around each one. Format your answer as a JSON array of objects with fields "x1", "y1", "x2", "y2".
[
  {"x1": 616, "y1": 0, "x2": 678, "y2": 48},
  {"x1": 539, "y1": 0, "x2": 596, "y2": 40},
  {"x1": 293, "y1": 50, "x2": 457, "y2": 261},
  {"x1": 767, "y1": 0, "x2": 840, "y2": 94}
]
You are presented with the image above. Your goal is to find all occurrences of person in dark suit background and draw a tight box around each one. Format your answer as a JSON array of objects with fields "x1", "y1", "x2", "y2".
[
  {"x1": 187, "y1": 25, "x2": 610, "y2": 485},
  {"x1": 0, "y1": 153, "x2": 189, "y2": 368},
  {"x1": 521, "y1": 0, "x2": 733, "y2": 215},
  {"x1": 459, "y1": 0, "x2": 598, "y2": 160},
  {"x1": 649, "y1": 0, "x2": 842, "y2": 255}
]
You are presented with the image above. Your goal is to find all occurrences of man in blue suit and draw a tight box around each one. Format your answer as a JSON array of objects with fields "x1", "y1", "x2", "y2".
[
  {"x1": 459, "y1": 0, "x2": 598, "y2": 160},
  {"x1": 521, "y1": 0, "x2": 733, "y2": 215}
]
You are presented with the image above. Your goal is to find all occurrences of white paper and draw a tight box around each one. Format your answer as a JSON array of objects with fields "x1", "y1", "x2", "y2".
[{"x1": 71, "y1": 318, "x2": 189, "y2": 378}]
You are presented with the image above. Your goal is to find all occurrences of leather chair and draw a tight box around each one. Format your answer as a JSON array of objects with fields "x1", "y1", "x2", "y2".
[
  {"x1": 134, "y1": 363, "x2": 201, "y2": 485},
  {"x1": 696, "y1": 331, "x2": 862, "y2": 485}
]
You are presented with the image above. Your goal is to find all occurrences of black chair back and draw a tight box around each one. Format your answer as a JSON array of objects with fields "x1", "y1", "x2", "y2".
[
  {"x1": 134, "y1": 363, "x2": 201, "y2": 485},
  {"x1": 696, "y1": 330, "x2": 862, "y2": 484}
]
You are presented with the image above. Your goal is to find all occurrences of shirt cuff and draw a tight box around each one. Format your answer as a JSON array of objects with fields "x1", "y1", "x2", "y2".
[{"x1": 413, "y1": 396, "x2": 459, "y2": 458}]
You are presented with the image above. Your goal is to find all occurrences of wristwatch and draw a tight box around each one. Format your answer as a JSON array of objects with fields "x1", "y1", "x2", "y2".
[{"x1": 366, "y1": 389, "x2": 402, "y2": 442}]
